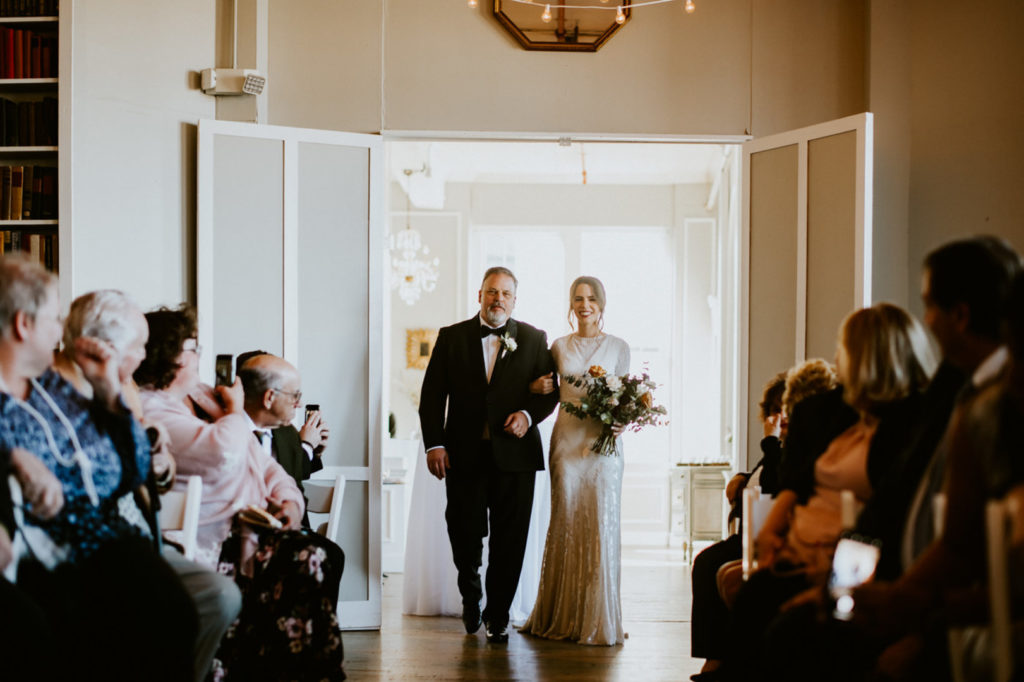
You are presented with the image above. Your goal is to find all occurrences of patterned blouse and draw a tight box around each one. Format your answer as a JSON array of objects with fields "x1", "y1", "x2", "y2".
[{"x1": 0, "y1": 368, "x2": 151, "y2": 563}]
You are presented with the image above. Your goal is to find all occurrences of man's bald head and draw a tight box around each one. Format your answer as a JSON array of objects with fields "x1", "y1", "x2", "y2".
[{"x1": 238, "y1": 353, "x2": 303, "y2": 427}]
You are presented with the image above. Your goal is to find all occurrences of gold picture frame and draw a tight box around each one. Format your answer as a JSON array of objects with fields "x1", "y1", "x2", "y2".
[{"x1": 406, "y1": 328, "x2": 439, "y2": 370}]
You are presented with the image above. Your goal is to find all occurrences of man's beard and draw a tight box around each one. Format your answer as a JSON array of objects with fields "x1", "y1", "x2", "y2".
[{"x1": 483, "y1": 306, "x2": 509, "y2": 326}]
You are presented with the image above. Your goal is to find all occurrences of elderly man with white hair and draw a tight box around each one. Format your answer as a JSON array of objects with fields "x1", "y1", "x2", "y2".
[{"x1": 55, "y1": 288, "x2": 243, "y2": 682}]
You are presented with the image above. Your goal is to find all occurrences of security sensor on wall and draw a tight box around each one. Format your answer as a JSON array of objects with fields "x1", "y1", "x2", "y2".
[{"x1": 200, "y1": 68, "x2": 266, "y2": 96}]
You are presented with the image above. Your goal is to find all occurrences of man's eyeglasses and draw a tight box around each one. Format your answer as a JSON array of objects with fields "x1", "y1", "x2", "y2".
[
  {"x1": 272, "y1": 388, "x2": 303, "y2": 404},
  {"x1": 182, "y1": 338, "x2": 202, "y2": 355}
]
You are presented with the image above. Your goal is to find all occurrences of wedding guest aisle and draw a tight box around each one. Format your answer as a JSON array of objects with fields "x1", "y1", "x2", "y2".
[{"x1": 345, "y1": 547, "x2": 700, "y2": 680}]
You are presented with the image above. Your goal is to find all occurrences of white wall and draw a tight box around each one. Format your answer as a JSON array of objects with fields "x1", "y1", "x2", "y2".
[{"x1": 70, "y1": 1, "x2": 216, "y2": 309}]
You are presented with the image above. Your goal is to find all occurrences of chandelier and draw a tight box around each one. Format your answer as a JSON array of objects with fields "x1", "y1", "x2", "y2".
[{"x1": 390, "y1": 169, "x2": 440, "y2": 306}]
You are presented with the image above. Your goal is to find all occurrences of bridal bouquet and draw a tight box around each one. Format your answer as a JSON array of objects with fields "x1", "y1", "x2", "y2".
[{"x1": 561, "y1": 365, "x2": 668, "y2": 456}]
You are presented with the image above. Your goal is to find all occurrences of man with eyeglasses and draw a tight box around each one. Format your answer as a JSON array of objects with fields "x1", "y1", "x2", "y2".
[{"x1": 235, "y1": 352, "x2": 328, "y2": 528}]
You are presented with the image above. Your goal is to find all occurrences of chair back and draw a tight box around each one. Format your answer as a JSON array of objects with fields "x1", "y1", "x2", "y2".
[
  {"x1": 159, "y1": 475, "x2": 202, "y2": 560},
  {"x1": 741, "y1": 486, "x2": 773, "y2": 579},
  {"x1": 986, "y1": 495, "x2": 1020, "y2": 682},
  {"x1": 304, "y1": 474, "x2": 346, "y2": 547}
]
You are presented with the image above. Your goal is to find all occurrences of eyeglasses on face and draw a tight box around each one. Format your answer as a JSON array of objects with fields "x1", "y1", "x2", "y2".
[{"x1": 272, "y1": 388, "x2": 302, "y2": 404}]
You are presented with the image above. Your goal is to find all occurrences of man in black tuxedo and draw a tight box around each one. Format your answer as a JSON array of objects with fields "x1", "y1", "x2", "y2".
[
  {"x1": 237, "y1": 352, "x2": 329, "y2": 528},
  {"x1": 419, "y1": 267, "x2": 559, "y2": 643}
]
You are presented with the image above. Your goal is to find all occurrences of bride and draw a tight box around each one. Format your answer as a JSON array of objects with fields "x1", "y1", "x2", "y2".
[{"x1": 520, "y1": 275, "x2": 629, "y2": 646}]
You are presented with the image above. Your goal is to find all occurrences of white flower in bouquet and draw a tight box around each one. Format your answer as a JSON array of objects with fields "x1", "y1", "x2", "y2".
[{"x1": 560, "y1": 366, "x2": 668, "y2": 455}]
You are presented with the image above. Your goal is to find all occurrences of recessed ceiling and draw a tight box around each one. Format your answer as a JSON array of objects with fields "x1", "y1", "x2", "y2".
[{"x1": 389, "y1": 140, "x2": 728, "y2": 208}]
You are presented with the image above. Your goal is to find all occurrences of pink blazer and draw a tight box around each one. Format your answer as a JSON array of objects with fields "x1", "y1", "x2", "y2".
[{"x1": 140, "y1": 384, "x2": 305, "y2": 567}]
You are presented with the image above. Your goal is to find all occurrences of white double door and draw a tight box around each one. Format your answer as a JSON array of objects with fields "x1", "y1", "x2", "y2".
[{"x1": 197, "y1": 119, "x2": 384, "y2": 629}]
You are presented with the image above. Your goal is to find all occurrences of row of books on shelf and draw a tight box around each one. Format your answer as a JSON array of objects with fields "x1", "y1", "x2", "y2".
[
  {"x1": 1, "y1": 230, "x2": 56, "y2": 271},
  {"x1": 0, "y1": 27, "x2": 56, "y2": 79},
  {"x1": 0, "y1": 96, "x2": 56, "y2": 145},
  {"x1": 0, "y1": 0, "x2": 57, "y2": 17},
  {"x1": 1, "y1": 164, "x2": 55, "y2": 219}
]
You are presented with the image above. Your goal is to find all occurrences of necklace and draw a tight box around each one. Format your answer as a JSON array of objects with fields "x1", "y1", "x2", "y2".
[{"x1": 2, "y1": 377, "x2": 99, "y2": 506}]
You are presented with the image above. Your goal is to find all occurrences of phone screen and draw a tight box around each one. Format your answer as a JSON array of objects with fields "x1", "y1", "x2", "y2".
[
  {"x1": 215, "y1": 354, "x2": 233, "y2": 387},
  {"x1": 305, "y1": 403, "x2": 321, "y2": 423},
  {"x1": 829, "y1": 537, "x2": 881, "y2": 621}
]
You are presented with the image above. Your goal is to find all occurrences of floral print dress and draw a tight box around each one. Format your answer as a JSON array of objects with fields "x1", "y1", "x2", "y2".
[{"x1": 210, "y1": 522, "x2": 346, "y2": 681}]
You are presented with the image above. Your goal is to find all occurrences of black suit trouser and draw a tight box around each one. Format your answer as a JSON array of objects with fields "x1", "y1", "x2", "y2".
[
  {"x1": 444, "y1": 441, "x2": 535, "y2": 628},
  {"x1": 690, "y1": 533, "x2": 742, "y2": 659}
]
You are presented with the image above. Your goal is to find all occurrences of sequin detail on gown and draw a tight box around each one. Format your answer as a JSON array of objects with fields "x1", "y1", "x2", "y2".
[{"x1": 521, "y1": 333, "x2": 629, "y2": 646}]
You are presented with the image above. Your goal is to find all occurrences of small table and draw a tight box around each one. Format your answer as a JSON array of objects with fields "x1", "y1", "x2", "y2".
[{"x1": 669, "y1": 463, "x2": 732, "y2": 563}]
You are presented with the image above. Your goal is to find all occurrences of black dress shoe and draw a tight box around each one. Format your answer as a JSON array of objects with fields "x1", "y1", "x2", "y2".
[
  {"x1": 485, "y1": 621, "x2": 509, "y2": 644},
  {"x1": 462, "y1": 603, "x2": 482, "y2": 634}
]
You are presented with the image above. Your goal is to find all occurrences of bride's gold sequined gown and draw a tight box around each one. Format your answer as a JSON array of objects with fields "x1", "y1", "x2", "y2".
[{"x1": 521, "y1": 332, "x2": 630, "y2": 646}]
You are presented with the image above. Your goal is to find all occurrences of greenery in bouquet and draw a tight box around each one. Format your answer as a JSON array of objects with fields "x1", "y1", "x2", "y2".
[{"x1": 560, "y1": 364, "x2": 668, "y2": 455}]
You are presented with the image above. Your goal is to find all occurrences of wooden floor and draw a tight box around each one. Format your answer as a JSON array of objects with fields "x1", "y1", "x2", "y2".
[{"x1": 344, "y1": 547, "x2": 702, "y2": 680}]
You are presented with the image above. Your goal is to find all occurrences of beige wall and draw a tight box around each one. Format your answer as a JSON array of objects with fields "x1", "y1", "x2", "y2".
[
  {"x1": 905, "y1": 0, "x2": 1024, "y2": 314},
  {"x1": 268, "y1": 0, "x2": 866, "y2": 137},
  {"x1": 70, "y1": 0, "x2": 216, "y2": 309}
]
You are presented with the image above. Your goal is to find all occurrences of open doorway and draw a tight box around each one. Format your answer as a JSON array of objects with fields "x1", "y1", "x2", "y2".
[{"x1": 380, "y1": 138, "x2": 742, "y2": 574}]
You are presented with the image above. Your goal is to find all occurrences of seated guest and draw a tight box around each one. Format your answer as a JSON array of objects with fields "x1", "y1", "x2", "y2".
[
  {"x1": 56, "y1": 289, "x2": 241, "y2": 682},
  {"x1": 690, "y1": 371, "x2": 787, "y2": 681},
  {"x1": 236, "y1": 350, "x2": 330, "y2": 528},
  {"x1": 691, "y1": 360, "x2": 842, "y2": 680},
  {"x1": 721, "y1": 303, "x2": 935, "y2": 680},
  {"x1": 848, "y1": 269, "x2": 1024, "y2": 680},
  {"x1": 0, "y1": 255, "x2": 196, "y2": 681},
  {"x1": 135, "y1": 304, "x2": 345, "y2": 682}
]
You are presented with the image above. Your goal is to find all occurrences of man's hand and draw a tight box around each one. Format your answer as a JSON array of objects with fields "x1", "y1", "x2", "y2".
[
  {"x1": 216, "y1": 377, "x2": 245, "y2": 415},
  {"x1": 274, "y1": 500, "x2": 303, "y2": 531},
  {"x1": 10, "y1": 447, "x2": 63, "y2": 519},
  {"x1": 72, "y1": 336, "x2": 121, "y2": 410},
  {"x1": 299, "y1": 411, "x2": 324, "y2": 450},
  {"x1": 427, "y1": 448, "x2": 450, "y2": 480},
  {"x1": 725, "y1": 473, "x2": 748, "y2": 505},
  {"x1": 529, "y1": 372, "x2": 555, "y2": 395},
  {"x1": 314, "y1": 427, "x2": 330, "y2": 456},
  {"x1": 503, "y1": 412, "x2": 529, "y2": 439}
]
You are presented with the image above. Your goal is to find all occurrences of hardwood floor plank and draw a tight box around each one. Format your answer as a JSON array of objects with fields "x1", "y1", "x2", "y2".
[{"x1": 343, "y1": 548, "x2": 702, "y2": 680}]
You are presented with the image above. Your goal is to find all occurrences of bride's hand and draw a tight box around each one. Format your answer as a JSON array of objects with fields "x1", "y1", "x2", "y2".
[
  {"x1": 529, "y1": 372, "x2": 555, "y2": 395},
  {"x1": 611, "y1": 423, "x2": 625, "y2": 436}
]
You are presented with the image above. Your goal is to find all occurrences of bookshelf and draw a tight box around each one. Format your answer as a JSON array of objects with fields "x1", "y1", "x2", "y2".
[{"x1": 0, "y1": 3, "x2": 61, "y2": 276}]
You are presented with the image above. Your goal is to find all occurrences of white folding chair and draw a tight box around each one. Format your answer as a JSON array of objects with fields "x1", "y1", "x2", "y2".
[
  {"x1": 159, "y1": 475, "x2": 202, "y2": 560},
  {"x1": 741, "y1": 486, "x2": 774, "y2": 579},
  {"x1": 840, "y1": 489, "x2": 861, "y2": 530},
  {"x1": 303, "y1": 474, "x2": 346, "y2": 547},
  {"x1": 986, "y1": 495, "x2": 1020, "y2": 682}
]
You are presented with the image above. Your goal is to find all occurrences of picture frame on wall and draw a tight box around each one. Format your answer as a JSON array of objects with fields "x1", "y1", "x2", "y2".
[{"x1": 406, "y1": 328, "x2": 439, "y2": 370}]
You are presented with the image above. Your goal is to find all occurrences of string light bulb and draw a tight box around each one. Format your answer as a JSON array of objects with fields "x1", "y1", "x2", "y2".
[
  {"x1": 685, "y1": 0, "x2": 695, "y2": 13},
  {"x1": 615, "y1": 5, "x2": 626, "y2": 23},
  {"x1": 541, "y1": 3, "x2": 552, "y2": 22},
  {"x1": 468, "y1": 0, "x2": 477, "y2": 6}
]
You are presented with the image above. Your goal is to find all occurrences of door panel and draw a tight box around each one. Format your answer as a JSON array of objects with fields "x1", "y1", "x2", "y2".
[
  {"x1": 740, "y1": 114, "x2": 873, "y2": 468},
  {"x1": 198, "y1": 120, "x2": 383, "y2": 629}
]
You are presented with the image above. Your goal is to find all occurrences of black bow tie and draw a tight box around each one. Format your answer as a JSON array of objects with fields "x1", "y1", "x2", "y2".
[{"x1": 481, "y1": 324, "x2": 507, "y2": 338}]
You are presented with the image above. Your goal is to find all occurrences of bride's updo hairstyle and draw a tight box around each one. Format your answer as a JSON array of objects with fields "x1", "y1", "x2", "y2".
[{"x1": 568, "y1": 275, "x2": 607, "y2": 331}]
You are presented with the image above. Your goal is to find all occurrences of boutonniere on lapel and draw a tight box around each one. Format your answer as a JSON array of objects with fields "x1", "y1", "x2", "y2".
[{"x1": 500, "y1": 331, "x2": 517, "y2": 354}]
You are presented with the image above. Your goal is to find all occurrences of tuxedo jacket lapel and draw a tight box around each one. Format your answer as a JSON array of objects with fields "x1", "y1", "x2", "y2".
[
  {"x1": 489, "y1": 318, "x2": 517, "y2": 385},
  {"x1": 463, "y1": 317, "x2": 489, "y2": 386}
]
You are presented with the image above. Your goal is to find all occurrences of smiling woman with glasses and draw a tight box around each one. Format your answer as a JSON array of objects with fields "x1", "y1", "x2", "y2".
[{"x1": 134, "y1": 303, "x2": 346, "y2": 681}]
